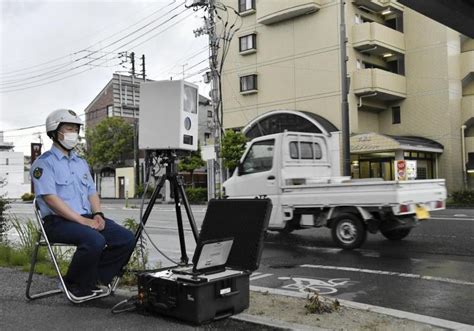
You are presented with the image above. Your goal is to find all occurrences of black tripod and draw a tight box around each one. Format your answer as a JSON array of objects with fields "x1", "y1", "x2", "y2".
[{"x1": 116, "y1": 150, "x2": 200, "y2": 287}]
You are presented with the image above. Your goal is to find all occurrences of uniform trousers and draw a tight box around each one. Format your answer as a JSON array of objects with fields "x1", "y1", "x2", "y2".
[{"x1": 43, "y1": 214, "x2": 135, "y2": 291}]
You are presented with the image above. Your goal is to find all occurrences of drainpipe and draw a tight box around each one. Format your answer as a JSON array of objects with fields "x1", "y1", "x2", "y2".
[{"x1": 461, "y1": 125, "x2": 467, "y2": 189}]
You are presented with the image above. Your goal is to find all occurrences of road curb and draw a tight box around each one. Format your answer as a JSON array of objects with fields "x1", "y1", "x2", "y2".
[
  {"x1": 231, "y1": 313, "x2": 328, "y2": 331},
  {"x1": 250, "y1": 285, "x2": 474, "y2": 330}
]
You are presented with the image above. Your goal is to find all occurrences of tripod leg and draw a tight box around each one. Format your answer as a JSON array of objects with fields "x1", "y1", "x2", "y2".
[
  {"x1": 171, "y1": 175, "x2": 189, "y2": 265},
  {"x1": 176, "y1": 176, "x2": 199, "y2": 243},
  {"x1": 117, "y1": 174, "x2": 167, "y2": 278}
]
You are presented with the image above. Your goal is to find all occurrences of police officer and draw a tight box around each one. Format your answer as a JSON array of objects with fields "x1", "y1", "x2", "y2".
[{"x1": 31, "y1": 109, "x2": 135, "y2": 300}]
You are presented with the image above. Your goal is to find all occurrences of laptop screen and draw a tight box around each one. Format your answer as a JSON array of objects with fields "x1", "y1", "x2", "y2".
[{"x1": 193, "y1": 238, "x2": 234, "y2": 273}]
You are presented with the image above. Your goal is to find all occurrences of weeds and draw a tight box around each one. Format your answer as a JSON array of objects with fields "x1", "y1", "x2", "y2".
[
  {"x1": 305, "y1": 290, "x2": 340, "y2": 314},
  {"x1": 4, "y1": 216, "x2": 71, "y2": 276},
  {"x1": 121, "y1": 218, "x2": 148, "y2": 285},
  {"x1": 10, "y1": 216, "x2": 37, "y2": 256},
  {"x1": 0, "y1": 194, "x2": 10, "y2": 243}
]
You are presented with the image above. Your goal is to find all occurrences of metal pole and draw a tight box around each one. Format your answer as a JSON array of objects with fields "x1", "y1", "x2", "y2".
[
  {"x1": 461, "y1": 125, "x2": 467, "y2": 188},
  {"x1": 340, "y1": 0, "x2": 351, "y2": 176}
]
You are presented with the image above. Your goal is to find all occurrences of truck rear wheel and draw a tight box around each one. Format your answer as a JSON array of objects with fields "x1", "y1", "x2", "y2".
[
  {"x1": 381, "y1": 228, "x2": 411, "y2": 240},
  {"x1": 331, "y1": 214, "x2": 366, "y2": 249}
]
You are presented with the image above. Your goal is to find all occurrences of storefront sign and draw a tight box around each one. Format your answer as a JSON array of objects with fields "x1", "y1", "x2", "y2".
[
  {"x1": 406, "y1": 160, "x2": 417, "y2": 180},
  {"x1": 395, "y1": 160, "x2": 406, "y2": 180}
]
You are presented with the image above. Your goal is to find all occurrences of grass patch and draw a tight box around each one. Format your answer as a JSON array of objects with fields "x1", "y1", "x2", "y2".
[{"x1": 2, "y1": 215, "x2": 156, "y2": 286}]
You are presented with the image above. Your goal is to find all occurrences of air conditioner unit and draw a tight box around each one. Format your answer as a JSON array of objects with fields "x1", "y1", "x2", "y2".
[{"x1": 139, "y1": 80, "x2": 199, "y2": 151}]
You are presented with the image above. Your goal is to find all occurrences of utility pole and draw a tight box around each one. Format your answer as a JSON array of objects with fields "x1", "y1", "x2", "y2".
[
  {"x1": 181, "y1": 63, "x2": 188, "y2": 79},
  {"x1": 340, "y1": 0, "x2": 351, "y2": 176},
  {"x1": 141, "y1": 54, "x2": 146, "y2": 81},
  {"x1": 130, "y1": 52, "x2": 136, "y2": 77},
  {"x1": 191, "y1": 0, "x2": 224, "y2": 198},
  {"x1": 208, "y1": 0, "x2": 224, "y2": 198}
]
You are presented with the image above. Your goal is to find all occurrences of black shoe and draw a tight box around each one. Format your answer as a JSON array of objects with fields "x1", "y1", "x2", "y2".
[{"x1": 58, "y1": 280, "x2": 97, "y2": 300}]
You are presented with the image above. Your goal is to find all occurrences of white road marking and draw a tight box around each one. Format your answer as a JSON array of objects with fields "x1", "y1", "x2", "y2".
[
  {"x1": 250, "y1": 286, "x2": 474, "y2": 330},
  {"x1": 249, "y1": 273, "x2": 273, "y2": 281},
  {"x1": 300, "y1": 264, "x2": 474, "y2": 286},
  {"x1": 430, "y1": 216, "x2": 474, "y2": 221},
  {"x1": 454, "y1": 214, "x2": 468, "y2": 217}
]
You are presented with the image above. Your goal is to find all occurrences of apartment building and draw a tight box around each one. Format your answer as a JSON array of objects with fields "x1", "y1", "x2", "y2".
[{"x1": 218, "y1": 0, "x2": 474, "y2": 191}]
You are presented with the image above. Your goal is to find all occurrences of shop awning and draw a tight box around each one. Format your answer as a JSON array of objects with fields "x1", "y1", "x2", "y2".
[{"x1": 351, "y1": 132, "x2": 444, "y2": 154}]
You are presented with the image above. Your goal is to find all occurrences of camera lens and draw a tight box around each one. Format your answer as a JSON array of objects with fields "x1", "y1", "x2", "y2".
[{"x1": 184, "y1": 117, "x2": 192, "y2": 130}]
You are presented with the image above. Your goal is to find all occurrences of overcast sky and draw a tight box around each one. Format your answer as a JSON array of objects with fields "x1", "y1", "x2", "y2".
[{"x1": 0, "y1": 0, "x2": 209, "y2": 155}]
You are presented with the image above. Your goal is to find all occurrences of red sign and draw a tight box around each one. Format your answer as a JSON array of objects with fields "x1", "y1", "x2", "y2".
[{"x1": 30, "y1": 143, "x2": 42, "y2": 194}]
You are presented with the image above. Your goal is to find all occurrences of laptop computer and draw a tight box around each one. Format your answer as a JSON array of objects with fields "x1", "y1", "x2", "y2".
[{"x1": 172, "y1": 238, "x2": 234, "y2": 276}]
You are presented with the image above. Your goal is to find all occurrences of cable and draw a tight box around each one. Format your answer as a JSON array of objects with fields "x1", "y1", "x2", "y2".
[
  {"x1": 0, "y1": 3, "x2": 187, "y2": 91},
  {"x1": 0, "y1": 1, "x2": 181, "y2": 79},
  {"x1": 111, "y1": 296, "x2": 138, "y2": 314},
  {"x1": 0, "y1": 7, "x2": 190, "y2": 93},
  {"x1": 137, "y1": 153, "x2": 179, "y2": 266},
  {"x1": 151, "y1": 46, "x2": 208, "y2": 78}
]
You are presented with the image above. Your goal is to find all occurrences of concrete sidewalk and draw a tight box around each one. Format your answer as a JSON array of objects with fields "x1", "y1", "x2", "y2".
[
  {"x1": 0, "y1": 267, "x2": 267, "y2": 331},
  {"x1": 1, "y1": 267, "x2": 472, "y2": 330}
]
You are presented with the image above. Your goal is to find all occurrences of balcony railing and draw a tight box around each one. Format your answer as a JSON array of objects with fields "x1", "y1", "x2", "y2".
[
  {"x1": 465, "y1": 136, "x2": 474, "y2": 155},
  {"x1": 353, "y1": 68, "x2": 406, "y2": 100},
  {"x1": 462, "y1": 95, "x2": 474, "y2": 125},
  {"x1": 461, "y1": 50, "x2": 474, "y2": 85},
  {"x1": 257, "y1": 0, "x2": 322, "y2": 25},
  {"x1": 352, "y1": 0, "x2": 403, "y2": 13},
  {"x1": 352, "y1": 22, "x2": 405, "y2": 55}
]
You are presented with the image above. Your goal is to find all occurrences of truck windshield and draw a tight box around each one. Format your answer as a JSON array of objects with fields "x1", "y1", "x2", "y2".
[{"x1": 241, "y1": 139, "x2": 275, "y2": 174}]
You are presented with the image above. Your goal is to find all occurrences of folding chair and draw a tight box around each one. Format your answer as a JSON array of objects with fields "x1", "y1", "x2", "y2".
[{"x1": 26, "y1": 198, "x2": 113, "y2": 304}]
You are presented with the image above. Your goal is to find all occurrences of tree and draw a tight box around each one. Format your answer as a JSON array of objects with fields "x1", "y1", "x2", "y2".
[
  {"x1": 84, "y1": 117, "x2": 134, "y2": 170},
  {"x1": 221, "y1": 129, "x2": 247, "y2": 173},
  {"x1": 178, "y1": 146, "x2": 205, "y2": 188}
]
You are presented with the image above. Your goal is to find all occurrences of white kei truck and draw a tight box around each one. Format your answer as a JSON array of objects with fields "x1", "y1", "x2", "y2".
[{"x1": 222, "y1": 131, "x2": 447, "y2": 249}]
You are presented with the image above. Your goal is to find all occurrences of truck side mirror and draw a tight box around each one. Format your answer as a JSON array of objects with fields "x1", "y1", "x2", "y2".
[{"x1": 237, "y1": 162, "x2": 244, "y2": 176}]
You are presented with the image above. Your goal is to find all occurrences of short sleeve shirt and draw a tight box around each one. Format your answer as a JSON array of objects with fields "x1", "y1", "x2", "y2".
[{"x1": 31, "y1": 145, "x2": 97, "y2": 217}]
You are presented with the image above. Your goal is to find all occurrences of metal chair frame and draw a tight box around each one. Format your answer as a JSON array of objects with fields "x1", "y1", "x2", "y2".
[{"x1": 26, "y1": 199, "x2": 113, "y2": 304}]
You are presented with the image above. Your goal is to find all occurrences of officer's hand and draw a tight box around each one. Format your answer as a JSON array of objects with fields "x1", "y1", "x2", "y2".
[
  {"x1": 81, "y1": 217, "x2": 101, "y2": 230},
  {"x1": 94, "y1": 215, "x2": 106, "y2": 231}
]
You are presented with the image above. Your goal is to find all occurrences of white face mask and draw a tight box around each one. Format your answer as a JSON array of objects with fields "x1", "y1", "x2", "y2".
[{"x1": 59, "y1": 132, "x2": 79, "y2": 150}]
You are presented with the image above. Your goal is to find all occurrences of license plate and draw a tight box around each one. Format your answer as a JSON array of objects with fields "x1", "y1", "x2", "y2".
[{"x1": 415, "y1": 205, "x2": 430, "y2": 220}]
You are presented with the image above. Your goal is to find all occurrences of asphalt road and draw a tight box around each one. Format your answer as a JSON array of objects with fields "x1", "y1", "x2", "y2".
[{"x1": 6, "y1": 202, "x2": 474, "y2": 326}]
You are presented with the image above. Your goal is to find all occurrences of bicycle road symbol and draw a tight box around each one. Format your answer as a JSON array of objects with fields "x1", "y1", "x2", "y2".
[{"x1": 278, "y1": 277, "x2": 352, "y2": 295}]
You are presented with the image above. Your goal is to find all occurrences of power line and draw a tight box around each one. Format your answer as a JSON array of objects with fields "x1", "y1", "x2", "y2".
[
  {"x1": 0, "y1": 6, "x2": 190, "y2": 93},
  {"x1": 1, "y1": 3, "x2": 186, "y2": 89},
  {"x1": 0, "y1": 1, "x2": 179, "y2": 79}
]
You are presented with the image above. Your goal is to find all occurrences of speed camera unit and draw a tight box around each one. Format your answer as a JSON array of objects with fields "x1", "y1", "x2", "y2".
[{"x1": 139, "y1": 80, "x2": 199, "y2": 151}]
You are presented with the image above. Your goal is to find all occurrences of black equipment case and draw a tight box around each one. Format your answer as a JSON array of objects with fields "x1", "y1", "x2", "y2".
[{"x1": 137, "y1": 198, "x2": 272, "y2": 324}]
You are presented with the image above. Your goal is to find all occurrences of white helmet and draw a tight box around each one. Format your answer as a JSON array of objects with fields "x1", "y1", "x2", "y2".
[{"x1": 46, "y1": 109, "x2": 83, "y2": 137}]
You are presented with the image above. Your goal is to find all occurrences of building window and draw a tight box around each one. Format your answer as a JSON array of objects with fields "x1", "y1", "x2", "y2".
[
  {"x1": 392, "y1": 106, "x2": 401, "y2": 124},
  {"x1": 207, "y1": 110, "x2": 213, "y2": 118},
  {"x1": 5, "y1": 158, "x2": 8, "y2": 165},
  {"x1": 204, "y1": 132, "x2": 211, "y2": 141},
  {"x1": 240, "y1": 74, "x2": 257, "y2": 92},
  {"x1": 239, "y1": 34, "x2": 256, "y2": 52},
  {"x1": 107, "y1": 105, "x2": 114, "y2": 117},
  {"x1": 239, "y1": 0, "x2": 255, "y2": 12}
]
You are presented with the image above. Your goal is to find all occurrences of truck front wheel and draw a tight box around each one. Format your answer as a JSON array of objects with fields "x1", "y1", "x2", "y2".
[
  {"x1": 331, "y1": 214, "x2": 367, "y2": 249},
  {"x1": 380, "y1": 228, "x2": 411, "y2": 240}
]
